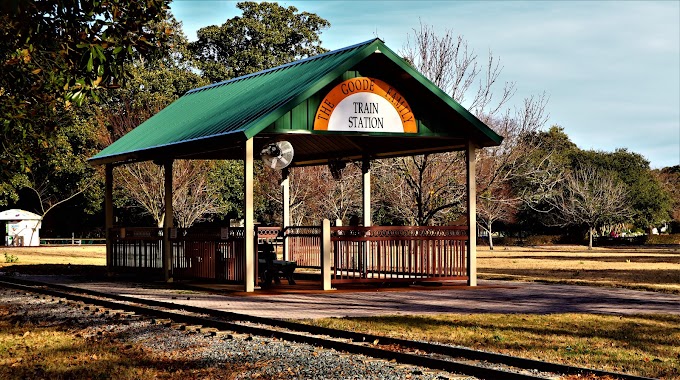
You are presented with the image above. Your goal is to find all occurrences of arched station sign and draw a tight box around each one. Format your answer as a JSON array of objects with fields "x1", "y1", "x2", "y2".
[{"x1": 314, "y1": 77, "x2": 417, "y2": 133}]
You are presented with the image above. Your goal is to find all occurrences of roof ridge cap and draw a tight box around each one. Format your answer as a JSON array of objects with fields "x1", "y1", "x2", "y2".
[{"x1": 185, "y1": 38, "x2": 381, "y2": 95}]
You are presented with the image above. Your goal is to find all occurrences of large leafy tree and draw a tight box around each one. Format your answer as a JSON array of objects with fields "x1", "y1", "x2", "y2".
[
  {"x1": 13, "y1": 105, "x2": 102, "y2": 240},
  {"x1": 519, "y1": 128, "x2": 672, "y2": 240},
  {"x1": 572, "y1": 149, "x2": 671, "y2": 231},
  {"x1": 96, "y1": 15, "x2": 244, "y2": 228},
  {"x1": 653, "y1": 166, "x2": 680, "y2": 223},
  {"x1": 1, "y1": 0, "x2": 171, "y2": 205},
  {"x1": 190, "y1": 1, "x2": 330, "y2": 82}
]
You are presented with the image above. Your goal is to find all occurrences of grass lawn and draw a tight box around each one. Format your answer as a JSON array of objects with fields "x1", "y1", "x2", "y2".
[
  {"x1": 0, "y1": 246, "x2": 105, "y2": 267},
  {"x1": 477, "y1": 245, "x2": 680, "y2": 294},
  {"x1": 302, "y1": 313, "x2": 680, "y2": 379}
]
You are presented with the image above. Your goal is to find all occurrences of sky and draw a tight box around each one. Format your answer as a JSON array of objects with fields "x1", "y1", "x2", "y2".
[{"x1": 170, "y1": 0, "x2": 680, "y2": 169}]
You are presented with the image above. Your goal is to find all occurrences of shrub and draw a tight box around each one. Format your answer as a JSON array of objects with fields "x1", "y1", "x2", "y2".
[
  {"x1": 487, "y1": 235, "x2": 564, "y2": 247},
  {"x1": 645, "y1": 234, "x2": 680, "y2": 245}
]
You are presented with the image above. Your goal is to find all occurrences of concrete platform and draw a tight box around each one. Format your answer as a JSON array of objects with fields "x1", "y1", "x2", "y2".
[{"x1": 9, "y1": 275, "x2": 680, "y2": 319}]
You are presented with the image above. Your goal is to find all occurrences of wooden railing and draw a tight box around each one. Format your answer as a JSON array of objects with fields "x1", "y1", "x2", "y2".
[
  {"x1": 111, "y1": 224, "x2": 468, "y2": 285},
  {"x1": 284, "y1": 226, "x2": 322, "y2": 267},
  {"x1": 171, "y1": 227, "x2": 245, "y2": 281},
  {"x1": 282, "y1": 225, "x2": 469, "y2": 283},
  {"x1": 110, "y1": 227, "x2": 163, "y2": 269},
  {"x1": 330, "y1": 226, "x2": 468, "y2": 283},
  {"x1": 110, "y1": 226, "x2": 282, "y2": 282}
]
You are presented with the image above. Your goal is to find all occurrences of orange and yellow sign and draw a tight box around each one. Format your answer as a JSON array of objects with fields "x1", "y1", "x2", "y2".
[{"x1": 313, "y1": 77, "x2": 417, "y2": 133}]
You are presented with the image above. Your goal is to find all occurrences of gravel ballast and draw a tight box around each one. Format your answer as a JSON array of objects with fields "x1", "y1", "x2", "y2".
[{"x1": 0, "y1": 287, "x2": 471, "y2": 379}]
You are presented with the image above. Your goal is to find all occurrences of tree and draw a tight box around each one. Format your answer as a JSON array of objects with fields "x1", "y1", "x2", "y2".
[
  {"x1": 375, "y1": 155, "x2": 466, "y2": 226},
  {"x1": 16, "y1": 107, "x2": 102, "y2": 241},
  {"x1": 400, "y1": 22, "x2": 515, "y2": 117},
  {"x1": 475, "y1": 95, "x2": 551, "y2": 248},
  {"x1": 382, "y1": 24, "x2": 516, "y2": 227},
  {"x1": 653, "y1": 166, "x2": 680, "y2": 223},
  {"x1": 113, "y1": 160, "x2": 235, "y2": 228},
  {"x1": 572, "y1": 149, "x2": 671, "y2": 231},
  {"x1": 548, "y1": 165, "x2": 631, "y2": 249},
  {"x1": 390, "y1": 23, "x2": 551, "y2": 237},
  {"x1": 1, "y1": 0, "x2": 171, "y2": 200},
  {"x1": 190, "y1": 1, "x2": 330, "y2": 82},
  {"x1": 258, "y1": 165, "x2": 363, "y2": 225}
]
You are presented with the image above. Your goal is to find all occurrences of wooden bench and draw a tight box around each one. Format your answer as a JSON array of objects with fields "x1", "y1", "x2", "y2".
[{"x1": 258, "y1": 242, "x2": 296, "y2": 286}]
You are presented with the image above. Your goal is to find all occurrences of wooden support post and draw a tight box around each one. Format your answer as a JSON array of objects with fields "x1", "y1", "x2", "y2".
[
  {"x1": 466, "y1": 141, "x2": 477, "y2": 286},
  {"x1": 321, "y1": 219, "x2": 332, "y2": 290},
  {"x1": 163, "y1": 161, "x2": 174, "y2": 282},
  {"x1": 362, "y1": 159, "x2": 371, "y2": 278},
  {"x1": 244, "y1": 138, "x2": 255, "y2": 292},
  {"x1": 105, "y1": 164, "x2": 114, "y2": 273},
  {"x1": 281, "y1": 167, "x2": 290, "y2": 261},
  {"x1": 362, "y1": 159, "x2": 371, "y2": 227}
]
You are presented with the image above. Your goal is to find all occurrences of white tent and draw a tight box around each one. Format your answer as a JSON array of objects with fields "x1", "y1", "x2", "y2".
[{"x1": 0, "y1": 209, "x2": 42, "y2": 247}]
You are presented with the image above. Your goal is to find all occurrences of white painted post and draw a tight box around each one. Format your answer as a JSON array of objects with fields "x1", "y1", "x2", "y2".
[
  {"x1": 362, "y1": 159, "x2": 371, "y2": 227},
  {"x1": 244, "y1": 138, "x2": 255, "y2": 292},
  {"x1": 466, "y1": 142, "x2": 477, "y2": 286},
  {"x1": 105, "y1": 164, "x2": 113, "y2": 273},
  {"x1": 163, "y1": 161, "x2": 174, "y2": 282},
  {"x1": 321, "y1": 219, "x2": 332, "y2": 290},
  {"x1": 281, "y1": 167, "x2": 290, "y2": 261},
  {"x1": 362, "y1": 159, "x2": 371, "y2": 278}
]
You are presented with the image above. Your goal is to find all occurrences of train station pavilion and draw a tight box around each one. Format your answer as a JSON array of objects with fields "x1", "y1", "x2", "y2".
[{"x1": 89, "y1": 38, "x2": 503, "y2": 292}]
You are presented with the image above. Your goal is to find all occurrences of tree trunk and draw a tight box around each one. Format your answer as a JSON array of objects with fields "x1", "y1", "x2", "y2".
[
  {"x1": 488, "y1": 226, "x2": 494, "y2": 250},
  {"x1": 588, "y1": 227, "x2": 594, "y2": 250}
]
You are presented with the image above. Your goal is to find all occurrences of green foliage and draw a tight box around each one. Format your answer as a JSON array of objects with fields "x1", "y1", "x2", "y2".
[
  {"x1": 1, "y1": 0, "x2": 171, "y2": 204},
  {"x1": 4, "y1": 253, "x2": 19, "y2": 263},
  {"x1": 517, "y1": 126, "x2": 672, "y2": 233},
  {"x1": 190, "y1": 1, "x2": 330, "y2": 82},
  {"x1": 571, "y1": 149, "x2": 671, "y2": 228},
  {"x1": 653, "y1": 165, "x2": 680, "y2": 222}
]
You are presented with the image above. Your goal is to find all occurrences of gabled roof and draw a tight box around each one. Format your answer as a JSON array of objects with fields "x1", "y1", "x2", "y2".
[
  {"x1": 0, "y1": 209, "x2": 41, "y2": 221},
  {"x1": 90, "y1": 38, "x2": 502, "y2": 166}
]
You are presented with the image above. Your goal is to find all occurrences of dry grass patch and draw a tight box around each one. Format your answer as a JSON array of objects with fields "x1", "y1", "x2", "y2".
[
  {"x1": 303, "y1": 313, "x2": 680, "y2": 379},
  {"x1": 0, "y1": 246, "x2": 105, "y2": 267},
  {"x1": 478, "y1": 245, "x2": 680, "y2": 294},
  {"x1": 0, "y1": 303, "x2": 251, "y2": 379}
]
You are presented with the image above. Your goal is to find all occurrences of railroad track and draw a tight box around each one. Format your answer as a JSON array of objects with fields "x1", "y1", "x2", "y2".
[{"x1": 0, "y1": 277, "x2": 653, "y2": 380}]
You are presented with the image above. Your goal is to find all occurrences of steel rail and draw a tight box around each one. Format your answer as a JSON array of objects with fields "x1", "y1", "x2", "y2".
[{"x1": 0, "y1": 277, "x2": 654, "y2": 380}]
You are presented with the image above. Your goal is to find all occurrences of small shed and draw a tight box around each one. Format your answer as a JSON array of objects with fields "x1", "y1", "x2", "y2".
[{"x1": 0, "y1": 209, "x2": 42, "y2": 247}]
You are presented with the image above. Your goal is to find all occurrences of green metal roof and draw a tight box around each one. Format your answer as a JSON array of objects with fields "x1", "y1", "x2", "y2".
[{"x1": 90, "y1": 38, "x2": 502, "y2": 166}]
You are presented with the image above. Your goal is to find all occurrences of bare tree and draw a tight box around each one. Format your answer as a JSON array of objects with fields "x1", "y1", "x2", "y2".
[
  {"x1": 170, "y1": 161, "x2": 229, "y2": 228},
  {"x1": 102, "y1": 98, "x2": 230, "y2": 228},
  {"x1": 392, "y1": 24, "x2": 554, "y2": 236},
  {"x1": 548, "y1": 165, "x2": 631, "y2": 249},
  {"x1": 260, "y1": 164, "x2": 362, "y2": 225},
  {"x1": 475, "y1": 94, "x2": 552, "y2": 248},
  {"x1": 23, "y1": 173, "x2": 97, "y2": 243},
  {"x1": 401, "y1": 22, "x2": 515, "y2": 116},
  {"x1": 114, "y1": 160, "x2": 229, "y2": 228},
  {"x1": 375, "y1": 154, "x2": 466, "y2": 226},
  {"x1": 313, "y1": 163, "x2": 362, "y2": 223},
  {"x1": 385, "y1": 23, "x2": 519, "y2": 227}
]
